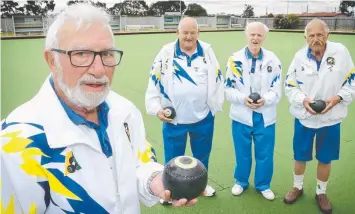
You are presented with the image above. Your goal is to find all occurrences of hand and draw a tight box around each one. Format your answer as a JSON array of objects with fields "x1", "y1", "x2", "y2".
[
  {"x1": 244, "y1": 97, "x2": 265, "y2": 109},
  {"x1": 321, "y1": 96, "x2": 341, "y2": 114},
  {"x1": 254, "y1": 98, "x2": 265, "y2": 108},
  {"x1": 303, "y1": 97, "x2": 317, "y2": 115},
  {"x1": 156, "y1": 109, "x2": 173, "y2": 123},
  {"x1": 150, "y1": 173, "x2": 200, "y2": 207}
]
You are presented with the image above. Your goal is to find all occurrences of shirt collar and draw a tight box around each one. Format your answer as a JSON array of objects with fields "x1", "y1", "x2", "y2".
[
  {"x1": 245, "y1": 47, "x2": 263, "y2": 60},
  {"x1": 49, "y1": 76, "x2": 109, "y2": 126},
  {"x1": 307, "y1": 44, "x2": 327, "y2": 61},
  {"x1": 175, "y1": 39, "x2": 204, "y2": 57}
]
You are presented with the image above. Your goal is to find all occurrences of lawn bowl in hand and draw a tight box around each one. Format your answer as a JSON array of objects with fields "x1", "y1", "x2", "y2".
[{"x1": 162, "y1": 156, "x2": 208, "y2": 201}]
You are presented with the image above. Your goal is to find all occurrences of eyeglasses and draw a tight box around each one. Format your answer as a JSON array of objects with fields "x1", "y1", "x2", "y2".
[{"x1": 51, "y1": 48, "x2": 124, "y2": 67}]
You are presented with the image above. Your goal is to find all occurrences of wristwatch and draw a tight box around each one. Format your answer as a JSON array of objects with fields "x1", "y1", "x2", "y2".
[{"x1": 147, "y1": 171, "x2": 163, "y2": 196}]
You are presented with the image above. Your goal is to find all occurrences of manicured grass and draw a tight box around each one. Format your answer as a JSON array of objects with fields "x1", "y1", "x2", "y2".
[{"x1": 2, "y1": 31, "x2": 355, "y2": 214}]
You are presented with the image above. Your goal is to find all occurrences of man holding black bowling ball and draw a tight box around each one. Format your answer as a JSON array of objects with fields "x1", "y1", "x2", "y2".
[
  {"x1": 284, "y1": 18, "x2": 355, "y2": 214},
  {"x1": 145, "y1": 17, "x2": 224, "y2": 205},
  {"x1": 0, "y1": 4, "x2": 200, "y2": 213},
  {"x1": 224, "y1": 22, "x2": 282, "y2": 200}
]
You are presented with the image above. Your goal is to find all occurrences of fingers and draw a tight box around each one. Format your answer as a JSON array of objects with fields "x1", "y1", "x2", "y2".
[
  {"x1": 171, "y1": 198, "x2": 198, "y2": 207},
  {"x1": 245, "y1": 98, "x2": 256, "y2": 109},
  {"x1": 185, "y1": 198, "x2": 198, "y2": 207},
  {"x1": 161, "y1": 117, "x2": 173, "y2": 123},
  {"x1": 172, "y1": 198, "x2": 187, "y2": 207},
  {"x1": 305, "y1": 104, "x2": 317, "y2": 115},
  {"x1": 245, "y1": 97, "x2": 253, "y2": 103},
  {"x1": 159, "y1": 190, "x2": 171, "y2": 202},
  {"x1": 157, "y1": 111, "x2": 173, "y2": 123},
  {"x1": 321, "y1": 102, "x2": 333, "y2": 114}
]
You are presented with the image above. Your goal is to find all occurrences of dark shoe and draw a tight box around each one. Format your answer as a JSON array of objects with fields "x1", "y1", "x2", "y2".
[
  {"x1": 159, "y1": 199, "x2": 172, "y2": 206},
  {"x1": 284, "y1": 187, "x2": 304, "y2": 204},
  {"x1": 315, "y1": 194, "x2": 332, "y2": 214}
]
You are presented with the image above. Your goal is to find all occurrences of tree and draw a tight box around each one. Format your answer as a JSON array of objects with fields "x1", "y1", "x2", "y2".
[
  {"x1": 41, "y1": 1, "x2": 56, "y2": 15},
  {"x1": 148, "y1": 1, "x2": 187, "y2": 16},
  {"x1": 67, "y1": 0, "x2": 90, "y2": 6},
  {"x1": 273, "y1": 14, "x2": 300, "y2": 29},
  {"x1": 1, "y1": 0, "x2": 25, "y2": 18},
  {"x1": 108, "y1": 3, "x2": 122, "y2": 15},
  {"x1": 339, "y1": 0, "x2": 355, "y2": 17},
  {"x1": 273, "y1": 14, "x2": 284, "y2": 29},
  {"x1": 91, "y1": 1, "x2": 107, "y2": 10},
  {"x1": 287, "y1": 14, "x2": 300, "y2": 29},
  {"x1": 108, "y1": 0, "x2": 148, "y2": 16},
  {"x1": 241, "y1": 4, "x2": 254, "y2": 18},
  {"x1": 184, "y1": 3, "x2": 207, "y2": 16},
  {"x1": 267, "y1": 13, "x2": 274, "y2": 18},
  {"x1": 23, "y1": 0, "x2": 55, "y2": 16}
]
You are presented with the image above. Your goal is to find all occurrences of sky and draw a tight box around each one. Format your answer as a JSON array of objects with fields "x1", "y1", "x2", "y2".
[{"x1": 15, "y1": 0, "x2": 345, "y2": 16}]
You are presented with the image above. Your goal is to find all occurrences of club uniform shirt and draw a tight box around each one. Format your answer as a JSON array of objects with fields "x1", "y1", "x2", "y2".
[
  {"x1": 246, "y1": 47, "x2": 264, "y2": 114},
  {"x1": 172, "y1": 41, "x2": 210, "y2": 124}
]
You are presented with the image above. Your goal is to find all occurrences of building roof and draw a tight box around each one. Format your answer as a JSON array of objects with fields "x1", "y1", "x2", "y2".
[{"x1": 297, "y1": 12, "x2": 344, "y2": 17}]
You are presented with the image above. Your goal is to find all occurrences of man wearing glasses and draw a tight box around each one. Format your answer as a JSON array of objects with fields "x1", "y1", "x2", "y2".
[
  {"x1": 1, "y1": 3, "x2": 198, "y2": 214},
  {"x1": 145, "y1": 17, "x2": 224, "y2": 205}
]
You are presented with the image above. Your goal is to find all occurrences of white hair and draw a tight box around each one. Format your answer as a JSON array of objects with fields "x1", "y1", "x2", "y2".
[
  {"x1": 178, "y1": 17, "x2": 199, "y2": 30},
  {"x1": 304, "y1": 18, "x2": 330, "y2": 37},
  {"x1": 45, "y1": 3, "x2": 114, "y2": 49},
  {"x1": 245, "y1": 21, "x2": 269, "y2": 35}
]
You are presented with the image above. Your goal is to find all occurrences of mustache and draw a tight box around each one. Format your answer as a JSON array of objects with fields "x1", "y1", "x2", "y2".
[
  {"x1": 79, "y1": 75, "x2": 109, "y2": 85},
  {"x1": 311, "y1": 40, "x2": 324, "y2": 47}
]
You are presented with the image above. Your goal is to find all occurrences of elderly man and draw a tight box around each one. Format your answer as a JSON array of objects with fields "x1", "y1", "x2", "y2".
[
  {"x1": 145, "y1": 17, "x2": 224, "y2": 204},
  {"x1": 1, "y1": 4, "x2": 199, "y2": 214},
  {"x1": 284, "y1": 18, "x2": 354, "y2": 214},
  {"x1": 224, "y1": 22, "x2": 282, "y2": 200}
]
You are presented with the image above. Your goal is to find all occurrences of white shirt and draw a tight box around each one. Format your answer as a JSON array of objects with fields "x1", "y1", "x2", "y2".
[
  {"x1": 224, "y1": 46, "x2": 283, "y2": 127},
  {"x1": 285, "y1": 41, "x2": 355, "y2": 128},
  {"x1": 172, "y1": 41, "x2": 209, "y2": 124},
  {"x1": 247, "y1": 48, "x2": 264, "y2": 114}
]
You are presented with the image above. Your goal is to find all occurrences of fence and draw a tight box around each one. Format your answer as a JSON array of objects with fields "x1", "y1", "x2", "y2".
[{"x1": 2, "y1": 15, "x2": 355, "y2": 35}]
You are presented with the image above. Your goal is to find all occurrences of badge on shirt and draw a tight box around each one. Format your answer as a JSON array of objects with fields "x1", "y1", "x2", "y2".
[
  {"x1": 326, "y1": 57, "x2": 335, "y2": 66},
  {"x1": 124, "y1": 122, "x2": 131, "y2": 142},
  {"x1": 194, "y1": 67, "x2": 199, "y2": 72},
  {"x1": 202, "y1": 57, "x2": 207, "y2": 64},
  {"x1": 65, "y1": 151, "x2": 81, "y2": 175},
  {"x1": 301, "y1": 66, "x2": 305, "y2": 71},
  {"x1": 165, "y1": 58, "x2": 169, "y2": 70},
  {"x1": 267, "y1": 66, "x2": 272, "y2": 73}
]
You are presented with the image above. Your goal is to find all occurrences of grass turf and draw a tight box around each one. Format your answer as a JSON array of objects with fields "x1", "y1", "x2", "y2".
[{"x1": 1, "y1": 31, "x2": 355, "y2": 213}]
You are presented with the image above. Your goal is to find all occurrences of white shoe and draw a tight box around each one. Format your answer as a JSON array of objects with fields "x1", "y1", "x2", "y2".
[
  {"x1": 204, "y1": 184, "x2": 216, "y2": 197},
  {"x1": 231, "y1": 184, "x2": 244, "y2": 196},
  {"x1": 159, "y1": 199, "x2": 172, "y2": 205},
  {"x1": 261, "y1": 189, "x2": 275, "y2": 200}
]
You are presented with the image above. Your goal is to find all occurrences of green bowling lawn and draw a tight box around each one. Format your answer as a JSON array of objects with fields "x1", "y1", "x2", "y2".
[{"x1": 2, "y1": 31, "x2": 355, "y2": 213}]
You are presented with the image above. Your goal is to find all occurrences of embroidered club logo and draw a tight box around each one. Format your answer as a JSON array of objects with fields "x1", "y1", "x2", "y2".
[
  {"x1": 124, "y1": 122, "x2": 131, "y2": 142},
  {"x1": 267, "y1": 66, "x2": 272, "y2": 73},
  {"x1": 65, "y1": 151, "x2": 81, "y2": 175},
  {"x1": 326, "y1": 57, "x2": 335, "y2": 66}
]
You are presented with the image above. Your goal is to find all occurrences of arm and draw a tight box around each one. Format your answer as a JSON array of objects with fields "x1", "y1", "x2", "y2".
[
  {"x1": 337, "y1": 46, "x2": 355, "y2": 105},
  {"x1": 127, "y1": 107, "x2": 164, "y2": 207},
  {"x1": 1, "y1": 121, "x2": 47, "y2": 213},
  {"x1": 145, "y1": 48, "x2": 165, "y2": 116},
  {"x1": 284, "y1": 57, "x2": 306, "y2": 108},
  {"x1": 208, "y1": 47, "x2": 224, "y2": 112},
  {"x1": 224, "y1": 56, "x2": 246, "y2": 104},
  {"x1": 263, "y1": 59, "x2": 282, "y2": 106}
]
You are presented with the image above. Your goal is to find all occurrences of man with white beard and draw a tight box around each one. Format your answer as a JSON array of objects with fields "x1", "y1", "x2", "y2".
[{"x1": 0, "y1": 3, "x2": 199, "y2": 214}]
